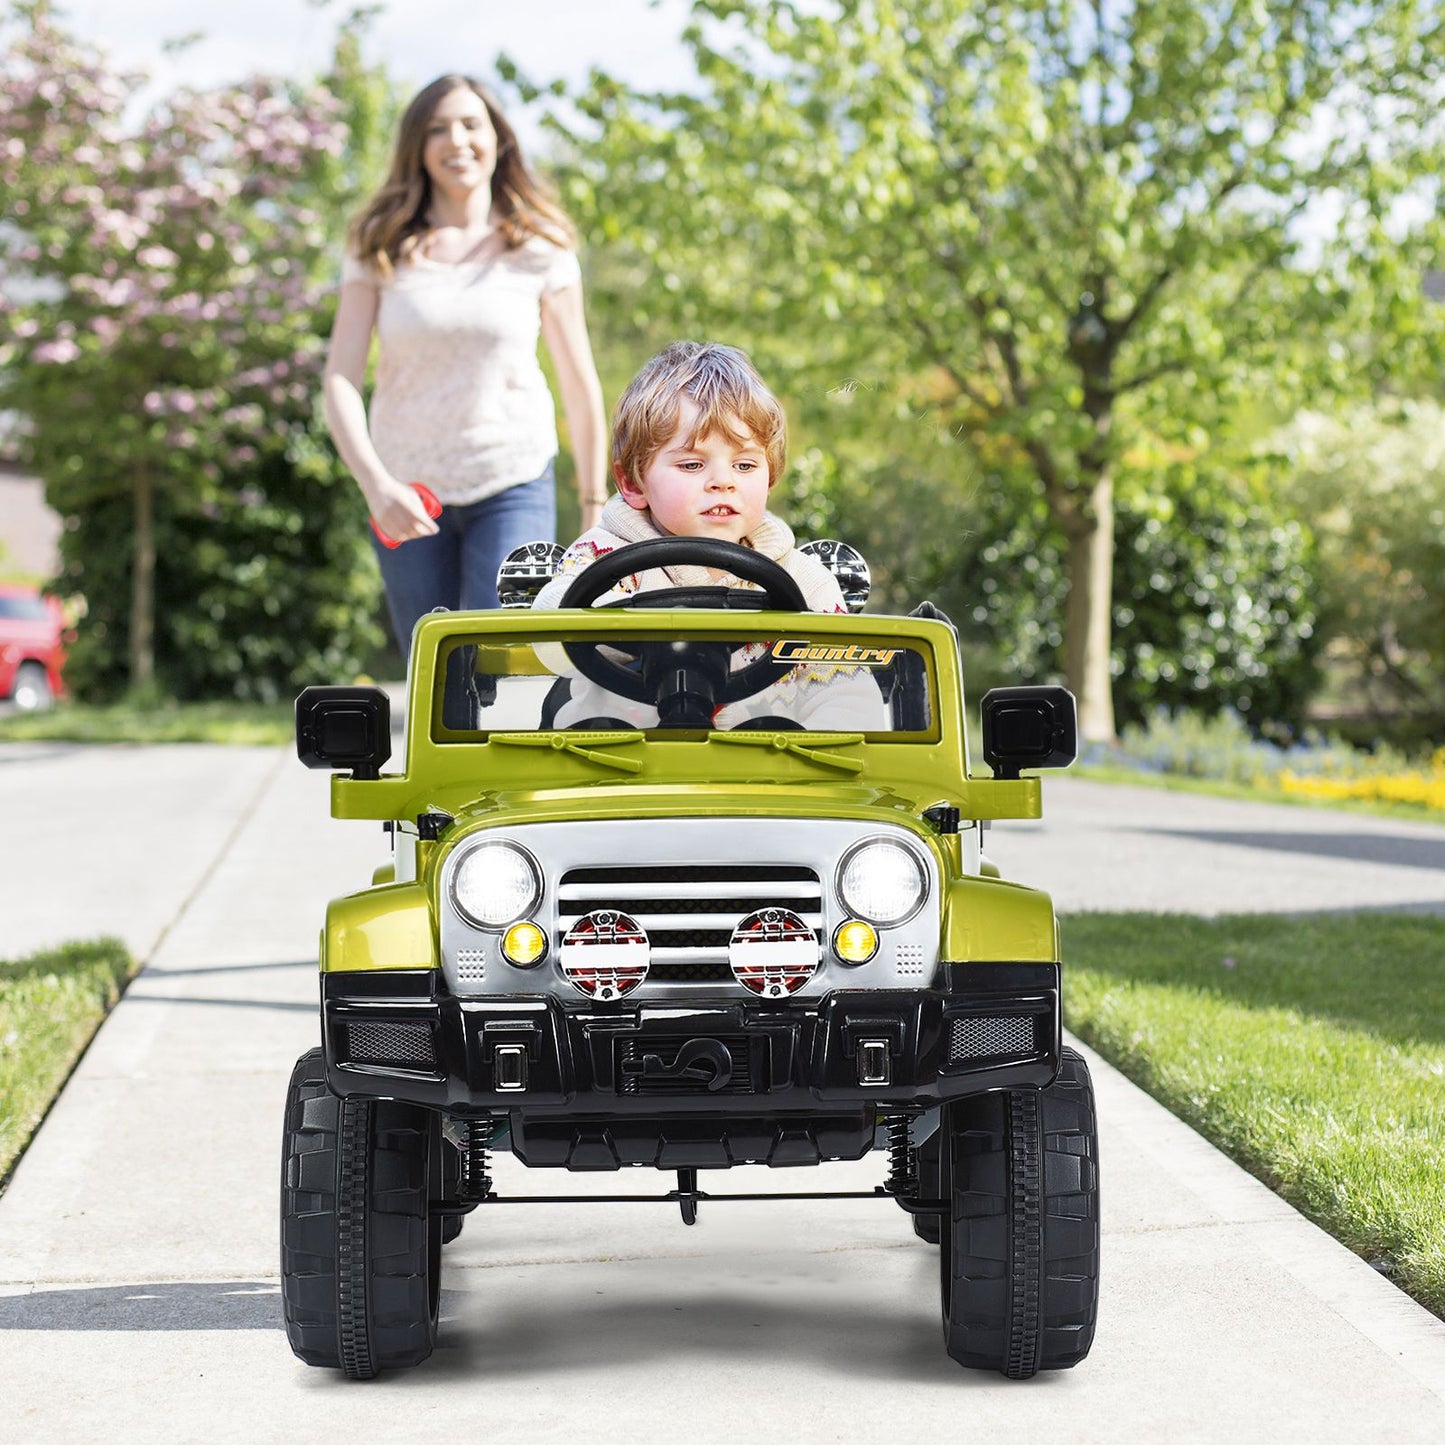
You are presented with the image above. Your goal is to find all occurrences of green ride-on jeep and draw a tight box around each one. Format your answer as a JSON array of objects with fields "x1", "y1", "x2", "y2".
[{"x1": 281, "y1": 536, "x2": 1099, "y2": 1380}]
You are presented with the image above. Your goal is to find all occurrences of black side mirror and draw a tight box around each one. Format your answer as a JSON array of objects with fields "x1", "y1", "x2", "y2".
[
  {"x1": 980, "y1": 686, "x2": 1077, "y2": 779},
  {"x1": 295, "y1": 685, "x2": 391, "y2": 779}
]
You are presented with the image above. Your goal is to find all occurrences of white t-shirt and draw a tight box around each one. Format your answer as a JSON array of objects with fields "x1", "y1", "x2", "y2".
[{"x1": 341, "y1": 237, "x2": 581, "y2": 505}]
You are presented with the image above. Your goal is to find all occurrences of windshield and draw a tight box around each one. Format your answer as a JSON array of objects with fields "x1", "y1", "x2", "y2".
[{"x1": 432, "y1": 628, "x2": 936, "y2": 739}]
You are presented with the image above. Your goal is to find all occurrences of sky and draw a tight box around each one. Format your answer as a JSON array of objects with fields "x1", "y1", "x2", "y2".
[{"x1": 45, "y1": 0, "x2": 702, "y2": 152}]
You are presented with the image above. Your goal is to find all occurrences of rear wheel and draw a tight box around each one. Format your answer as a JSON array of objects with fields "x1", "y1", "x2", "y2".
[
  {"x1": 280, "y1": 1048, "x2": 440, "y2": 1377},
  {"x1": 939, "y1": 1047, "x2": 1100, "y2": 1377}
]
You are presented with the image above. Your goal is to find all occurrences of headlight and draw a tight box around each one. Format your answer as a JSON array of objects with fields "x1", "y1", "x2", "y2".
[
  {"x1": 449, "y1": 840, "x2": 542, "y2": 930},
  {"x1": 836, "y1": 838, "x2": 927, "y2": 926}
]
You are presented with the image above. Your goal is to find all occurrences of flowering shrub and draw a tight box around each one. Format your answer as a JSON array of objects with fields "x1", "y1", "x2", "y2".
[
  {"x1": 1278, "y1": 750, "x2": 1445, "y2": 813},
  {"x1": 0, "y1": 6, "x2": 386, "y2": 700},
  {"x1": 1089, "y1": 709, "x2": 1445, "y2": 814}
]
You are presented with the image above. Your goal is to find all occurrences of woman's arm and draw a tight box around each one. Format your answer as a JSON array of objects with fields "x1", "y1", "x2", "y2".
[
  {"x1": 321, "y1": 278, "x2": 439, "y2": 542},
  {"x1": 540, "y1": 280, "x2": 608, "y2": 533}
]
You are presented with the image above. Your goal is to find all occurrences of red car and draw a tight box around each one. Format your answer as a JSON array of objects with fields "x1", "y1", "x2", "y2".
[{"x1": 0, "y1": 583, "x2": 67, "y2": 711}]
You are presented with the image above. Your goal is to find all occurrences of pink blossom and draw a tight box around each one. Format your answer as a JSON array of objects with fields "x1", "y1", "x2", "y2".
[
  {"x1": 136, "y1": 245, "x2": 178, "y2": 270},
  {"x1": 34, "y1": 338, "x2": 81, "y2": 364}
]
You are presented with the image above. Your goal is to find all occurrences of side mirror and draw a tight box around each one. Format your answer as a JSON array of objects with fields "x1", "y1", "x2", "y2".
[
  {"x1": 798, "y1": 539, "x2": 871, "y2": 614},
  {"x1": 980, "y1": 686, "x2": 1077, "y2": 779},
  {"x1": 295, "y1": 685, "x2": 391, "y2": 779},
  {"x1": 497, "y1": 541, "x2": 565, "y2": 608}
]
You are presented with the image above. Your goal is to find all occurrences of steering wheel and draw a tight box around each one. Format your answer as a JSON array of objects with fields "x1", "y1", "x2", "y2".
[{"x1": 557, "y1": 538, "x2": 808, "y2": 727}]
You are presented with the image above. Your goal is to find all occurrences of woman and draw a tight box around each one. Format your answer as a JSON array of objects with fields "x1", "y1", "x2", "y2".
[{"x1": 323, "y1": 74, "x2": 606, "y2": 657}]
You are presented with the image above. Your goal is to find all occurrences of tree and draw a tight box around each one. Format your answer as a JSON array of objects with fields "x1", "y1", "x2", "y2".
[
  {"x1": 547, "y1": 0, "x2": 1445, "y2": 739},
  {"x1": 1275, "y1": 400, "x2": 1445, "y2": 746},
  {"x1": 0, "y1": 2, "x2": 389, "y2": 699}
]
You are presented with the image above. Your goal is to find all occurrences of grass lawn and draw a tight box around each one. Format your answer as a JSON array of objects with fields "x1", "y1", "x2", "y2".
[
  {"x1": 0, "y1": 698, "x2": 295, "y2": 746},
  {"x1": 1063, "y1": 910, "x2": 1445, "y2": 1319},
  {"x1": 0, "y1": 938, "x2": 137, "y2": 1185}
]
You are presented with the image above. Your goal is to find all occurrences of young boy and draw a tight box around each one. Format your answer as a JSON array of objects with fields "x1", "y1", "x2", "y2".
[
  {"x1": 534, "y1": 340, "x2": 846, "y2": 611},
  {"x1": 533, "y1": 340, "x2": 887, "y2": 730}
]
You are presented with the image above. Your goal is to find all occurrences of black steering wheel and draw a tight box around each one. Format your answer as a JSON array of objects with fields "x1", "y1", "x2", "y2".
[{"x1": 557, "y1": 538, "x2": 808, "y2": 727}]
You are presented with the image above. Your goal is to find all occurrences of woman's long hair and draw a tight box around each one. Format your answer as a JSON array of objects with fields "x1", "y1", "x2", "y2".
[{"x1": 348, "y1": 75, "x2": 577, "y2": 275}]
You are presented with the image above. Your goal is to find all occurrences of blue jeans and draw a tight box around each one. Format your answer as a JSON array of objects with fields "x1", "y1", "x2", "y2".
[{"x1": 372, "y1": 461, "x2": 556, "y2": 659}]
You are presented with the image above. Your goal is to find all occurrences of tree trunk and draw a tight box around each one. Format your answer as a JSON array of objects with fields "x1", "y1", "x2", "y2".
[
  {"x1": 1061, "y1": 471, "x2": 1116, "y2": 744},
  {"x1": 129, "y1": 467, "x2": 155, "y2": 694}
]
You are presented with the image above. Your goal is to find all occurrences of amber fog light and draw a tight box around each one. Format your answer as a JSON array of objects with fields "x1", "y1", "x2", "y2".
[
  {"x1": 832, "y1": 918, "x2": 878, "y2": 965},
  {"x1": 502, "y1": 921, "x2": 547, "y2": 967},
  {"x1": 559, "y1": 910, "x2": 650, "y2": 1001}
]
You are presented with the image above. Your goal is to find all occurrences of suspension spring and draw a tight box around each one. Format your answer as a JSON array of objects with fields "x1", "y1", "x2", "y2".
[
  {"x1": 882, "y1": 1112, "x2": 917, "y2": 1197},
  {"x1": 462, "y1": 1115, "x2": 494, "y2": 1201}
]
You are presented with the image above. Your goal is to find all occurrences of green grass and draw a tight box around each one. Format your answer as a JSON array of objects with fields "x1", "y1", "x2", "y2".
[
  {"x1": 0, "y1": 698, "x2": 295, "y2": 745},
  {"x1": 0, "y1": 938, "x2": 137, "y2": 1185},
  {"x1": 1063, "y1": 911, "x2": 1445, "y2": 1318}
]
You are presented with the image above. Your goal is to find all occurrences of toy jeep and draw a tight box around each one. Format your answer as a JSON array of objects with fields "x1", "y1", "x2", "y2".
[{"x1": 281, "y1": 537, "x2": 1099, "y2": 1380}]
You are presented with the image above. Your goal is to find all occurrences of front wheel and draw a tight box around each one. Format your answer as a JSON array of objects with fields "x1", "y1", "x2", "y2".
[
  {"x1": 939, "y1": 1047, "x2": 1100, "y2": 1377},
  {"x1": 280, "y1": 1048, "x2": 441, "y2": 1377},
  {"x1": 11, "y1": 661, "x2": 53, "y2": 712}
]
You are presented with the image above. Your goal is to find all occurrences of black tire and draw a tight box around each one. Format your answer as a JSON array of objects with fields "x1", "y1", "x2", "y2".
[
  {"x1": 436, "y1": 1138, "x2": 465, "y2": 1244},
  {"x1": 280, "y1": 1048, "x2": 441, "y2": 1377},
  {"x1": 912, "y1": 1132, "x2": 942, "y2": 1245},
  {"x1": 939, "y1": 1047, "x2": 1099, "y2": 1377}
]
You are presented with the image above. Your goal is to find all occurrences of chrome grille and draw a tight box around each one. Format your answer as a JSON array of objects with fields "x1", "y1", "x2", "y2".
[
  {"x1": 947, "y1": 1015, "x2": 1035, "y2": 1063},
  {"x1": 558, "y1": 864, "x2": 822, "y2": 984}
]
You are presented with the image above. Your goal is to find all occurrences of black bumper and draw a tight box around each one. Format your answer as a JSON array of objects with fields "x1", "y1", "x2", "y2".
[{"x1": 321, "y1": 963, "x2": 1060, "y2": 1114}]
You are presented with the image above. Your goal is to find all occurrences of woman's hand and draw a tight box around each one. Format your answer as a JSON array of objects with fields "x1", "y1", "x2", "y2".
[
  {"x1": 579, "y1": 497, "x2": 605, "y2": 533},
  {"x1": 369, "y1": 478, "x2": 441, "y2": 544}
]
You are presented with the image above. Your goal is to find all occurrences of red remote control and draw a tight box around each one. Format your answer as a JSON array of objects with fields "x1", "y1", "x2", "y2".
[{"x1": 370, "y1": 483, "x2": 442, "y2": 549}]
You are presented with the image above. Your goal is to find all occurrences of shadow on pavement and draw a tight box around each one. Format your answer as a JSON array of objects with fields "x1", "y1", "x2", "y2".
[
  {"x1": 0, "y1": 1263, "x2": 966, "y2": 1389},
  {"x1": 140, "y1": 959, "x2": 313, "y2": 979},
  {"x1": 1139, "y1": 827, "x2": 1445, "y2": 873},
  {"x1": 122, "y1": 994, "x2": 314, "y2": 1013},
  {"x1": 425, "y1": 1261, "x2": 966, "y2": 1387},
  {"x1": 0, "y1": 1281, "x2": 283, "y2": 1331}
]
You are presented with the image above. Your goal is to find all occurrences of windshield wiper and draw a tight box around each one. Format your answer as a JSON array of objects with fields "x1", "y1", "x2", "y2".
[
  {"x1": 490, "y1": 732, "x2": 645, "y2": 775},
  {"x1": 711, "y1": 731, "x2": 865, "y2": 774}
]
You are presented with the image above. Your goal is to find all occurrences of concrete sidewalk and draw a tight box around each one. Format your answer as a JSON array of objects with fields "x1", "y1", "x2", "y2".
[{"x1": 1, "y1": 752, "x2": 1443, "y2": 1442}]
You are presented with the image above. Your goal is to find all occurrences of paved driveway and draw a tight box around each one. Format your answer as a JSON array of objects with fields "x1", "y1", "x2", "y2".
[{"x1": 1, "y1": 754, "x2": 1442, "y2": 1442}]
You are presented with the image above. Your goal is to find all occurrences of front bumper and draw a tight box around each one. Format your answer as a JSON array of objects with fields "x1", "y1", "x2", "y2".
[{"x1": 321, "y1": 963, "x2": 1060, "y2": 1114}]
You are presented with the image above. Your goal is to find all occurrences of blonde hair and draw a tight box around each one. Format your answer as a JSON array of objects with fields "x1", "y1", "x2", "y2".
[
  {"x1": 612, "y1": 341, "x2": 787, "y2": 489},
  {"x1": 347, "y1": 75, "x2": 577, "y2": 276}
]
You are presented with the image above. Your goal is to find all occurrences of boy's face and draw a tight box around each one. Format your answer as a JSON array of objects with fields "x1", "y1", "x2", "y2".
[{"x1": 616, "y1": 397, "x2": 771, "y2": 546}]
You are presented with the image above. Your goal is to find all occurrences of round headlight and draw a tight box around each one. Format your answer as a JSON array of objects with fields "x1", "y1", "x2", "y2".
[
  {"x1": 836, "y1": 839, "x2": 927, "y2": 926},
  {"x1": 449, "y1": 841, "x2": 541, "y2": 930}
]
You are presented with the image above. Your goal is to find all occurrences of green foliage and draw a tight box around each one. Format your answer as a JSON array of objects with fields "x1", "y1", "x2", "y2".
[
  {"x1": 0, "y1": 4, "x2": 391, "y2": 700},
  {"x1": 1273, "y1": 400, "x2": 1445, "y2": 741},
  {"x1": 0, "y1": 696, "x2": 294, "y2": 744},
  {"x1": 547, "y1": 0, "x2": 1445, "y2": 738},
  {"x1": 0, "y1": 936, "x2": 135, "y2": 1182},
  {"x1": 1065, "y1": 911, "x2": 1445, "y2": 1318},
  {"x1": 914, "y1": 458, "x2": 1321, "y2": 729}
]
